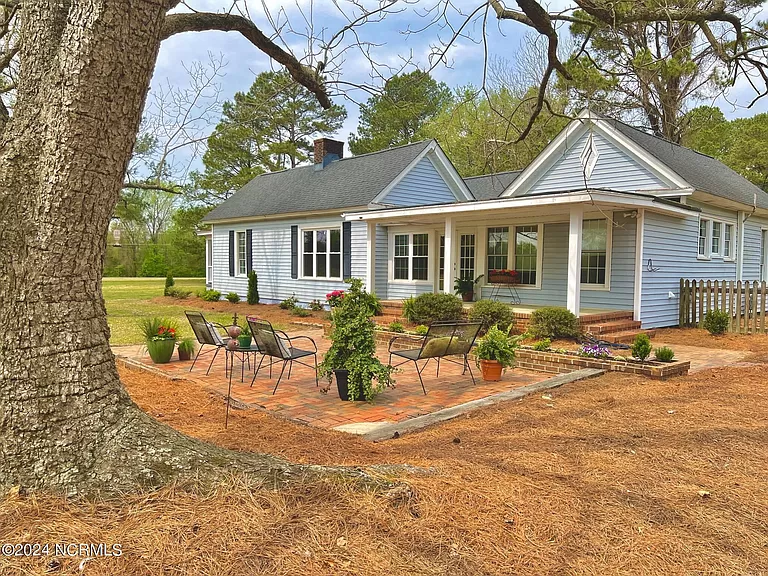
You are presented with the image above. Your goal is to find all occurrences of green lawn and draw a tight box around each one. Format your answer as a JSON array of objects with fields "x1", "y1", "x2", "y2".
[{"x1": 104, "y1": 277, "x2": 234, "y2": 345}]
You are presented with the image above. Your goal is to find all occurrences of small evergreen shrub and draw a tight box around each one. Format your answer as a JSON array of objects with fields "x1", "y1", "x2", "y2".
[
  {"x1": 225, "y1": 292, "x2": 240, "y2": 304},
  {"x1": 654, "y1": 346, "x2": 675, "y2": 362},
  {"x1": 414, "y1": 324, "x2": 429, "y2": 336},
  {"x1": 279, "y1": 295, "x2": 298, "y2": 310},
  {"x1": 703, "y1": 309, "x2": 730, "y2": 335},
  {"x1": 165, "y1": 287, "x2": 191, "y2": 299},
  {"x1": 290, "y1": 306, "x2": 310, "y2": 317},
  {"x1": 308, "y1": 299, "x2": 325, "y2": 311},
  {"x1": 164, "y1": 273, "x2": 175, "y2": 296},
  {"x1": 388, "y1": 321, "x2": 405, "y2": 333},
  {"x1": 533, "y1": 338, "x2": 551, "y2": 352},
  {"x1": 402, "y1": 293, "x2": 463, "y2": 324},
  {"x1": 469, "y1": 299, "x2": 514, "y2": 333},
  {"x1": 198, "y1": 289, "x2": 221, "y2": 302},
  {"x1": 247, "y1": 270, "x2": 259, "y2": 305},
  {"x1": 528, "y1": 307, "x2": 579, "y2": 339},
  {"x1": 631, "y1": 333, "x2": 652, "y2": 361}
]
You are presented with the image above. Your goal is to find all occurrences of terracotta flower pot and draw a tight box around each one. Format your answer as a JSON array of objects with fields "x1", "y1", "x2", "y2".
[
  {"x1": 461, "y1": 291, "x2": 474, "y2": 302},
  {"x1": 147, "y1": 339, "x2": 175, "y2": 364},
  {"x1": 178, "y1": 349, "x2": 192, "y2": 361},
  {"x1": 479, "y1": 359, "x2": 503, "y2": 381}
]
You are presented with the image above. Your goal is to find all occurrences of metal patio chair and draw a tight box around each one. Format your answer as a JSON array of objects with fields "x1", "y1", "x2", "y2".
[
  {"x1": 247, "y1": 316, "x2": 318, "y2": 394},
  {"x1": 185, "y1": 311, "x2": 234, "y2": 375},
  {"x1": 389, "y1": 321, "x2": 482, "y2": 394}
]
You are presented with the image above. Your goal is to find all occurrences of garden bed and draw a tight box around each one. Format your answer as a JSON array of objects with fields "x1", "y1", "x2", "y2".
[{"x1": 516, "y1": 347, "x2": 690, "y2": 380}]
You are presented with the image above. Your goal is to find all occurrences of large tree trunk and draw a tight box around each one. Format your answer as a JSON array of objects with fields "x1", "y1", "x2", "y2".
[{"x1": 0, "y1": 1, "x2": 314, "y2": 495}]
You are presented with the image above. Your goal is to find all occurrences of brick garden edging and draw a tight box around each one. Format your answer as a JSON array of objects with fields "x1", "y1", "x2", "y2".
[{"x1": 516, "y1": 348, "x2": 690, "y2": 380}]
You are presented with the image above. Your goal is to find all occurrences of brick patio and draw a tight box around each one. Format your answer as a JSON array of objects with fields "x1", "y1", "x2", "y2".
[{"x1": 114, "y1": 329, "x2": 549, "y2": 432}]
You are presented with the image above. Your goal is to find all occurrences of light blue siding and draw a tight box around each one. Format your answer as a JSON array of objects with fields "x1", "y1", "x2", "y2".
[
  {"x1": 380, "y1": 156, "x2": 457, "y2": 206},
  {"x1": 525, "y1": 131, "x2": 666, "y2": 195},
  {"x1": 212, "y1": 217, "x2": 367, "y2": 306},
  {"x1": 742, "y1": 216, "x2": 768, "y2": 280},
  {"x1": 582, "y1": 213, "x2": 636, "y2": 310},
  {"x1": 641, "y1": 210, "x2": 737, "y2": 328}
]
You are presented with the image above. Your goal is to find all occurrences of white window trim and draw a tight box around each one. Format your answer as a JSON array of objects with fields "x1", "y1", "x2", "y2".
[
  {"x1": 235, "y1": 230, "x2": 248, "y2": 277},
  {"x1": 388, "y1": 229, "x2": 433, "y2": 284},
  {"x1": 697, "y1": 216, "x2": 737, "y2": 261},
  {"x1": 711, "y1": 220, "x2": 722, "y2": 258},
  {"x1": 723, "y1": 222, "x2": 735, "y2": 261},
  {"x1": 299, "y1": 226, "x2": 343, "y2": 281},
  {"x1": 481, "y1": 222, "x2": 545, "y2": 290},
  {"x1": 580, "y1": 218, "x2": 613, "y2": 291}
]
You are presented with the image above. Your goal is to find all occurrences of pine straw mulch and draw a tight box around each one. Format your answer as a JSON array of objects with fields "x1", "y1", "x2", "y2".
[{"x1": 2, "y1": 360, "x2": 768, "y2": 575}]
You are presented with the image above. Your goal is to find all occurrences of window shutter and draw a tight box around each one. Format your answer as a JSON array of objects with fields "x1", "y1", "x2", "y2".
[
  {"x1": 342, "y1": 221, "x2": 352, "y2": 280},
  {"x1": 228, "y1": 230, "x2": 235, "y2": 277},
  {"x1": 290, "y1": 225, "x2": 298, "y2": 279},
  {"x1": 246, "y1": 229, "x2": 253, "y2": 273}
]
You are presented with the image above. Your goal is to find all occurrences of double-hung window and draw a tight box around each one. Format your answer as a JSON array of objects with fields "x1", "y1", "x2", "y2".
[
  {"x1": 393, "y1": 232, "x2": 429, "y2": 281},
  {"x1": 724, "y1": 223, "x2": 734, "y2": 259},
  {"x1": 711, "y1": 221, "x2": 722, "y2": 256},
  {"x1": 302, "y1": 228, "x2": 341, "y2": 279},
  {"x1": 236, "y1": 231, "x2": 247, "y2": 275},
  {"x1": 581, "y1": 219, "x2": 608, "y2": 286},
  {"x1": 698, "y1": 218, "x2": 734, "y2": 259},
  {"x1": 486, "y1": 225, "x2": 539, "y2": 286},
  {"x1": 487, "y1": 227, "x2": 509, "y2": 272},
  {"x1": 698, "y1": 219, "x2": 710, "y2": 258}
]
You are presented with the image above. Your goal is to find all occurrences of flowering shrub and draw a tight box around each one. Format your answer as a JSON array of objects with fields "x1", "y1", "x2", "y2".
[
  {"x1": 326, "y1": 289, "x2": 345, "y2": 308},
  {"x1": 578, "y1": 344, "x2": 612, "y2": 359}
]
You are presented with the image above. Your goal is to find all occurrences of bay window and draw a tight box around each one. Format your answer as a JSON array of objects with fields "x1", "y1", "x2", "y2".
[
  {"x1": 392, "y1": 232, "x2": 430, "y2": 281},
  {"x1": 302, "y1": 228, "x2": 341, "y2": 279},
  {"x1": 581, "y1": 219, "x2": 608, "y2": 286}
]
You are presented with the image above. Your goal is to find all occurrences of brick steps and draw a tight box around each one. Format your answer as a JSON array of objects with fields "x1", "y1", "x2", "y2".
[
  {"x1": 600, "y1": 329, "x2": 657, "y2": 344},
  {"x1": 585, "y1": 319, "x2": 642, "y2": 334}
]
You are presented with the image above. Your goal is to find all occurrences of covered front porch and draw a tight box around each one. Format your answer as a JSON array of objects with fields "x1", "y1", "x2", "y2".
[{"x1": 347, "y1": 190, "x2": 694, "y2": 321}]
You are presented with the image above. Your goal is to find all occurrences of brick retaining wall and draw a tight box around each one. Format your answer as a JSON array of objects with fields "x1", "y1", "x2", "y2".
[{"x1": 516, "y1": 349, "x2": 690, "y2": 380}]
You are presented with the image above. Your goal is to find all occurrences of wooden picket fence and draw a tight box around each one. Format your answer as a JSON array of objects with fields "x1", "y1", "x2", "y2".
[{"x1": 679, "y1": 279, "x2": 768, "y2": 334}]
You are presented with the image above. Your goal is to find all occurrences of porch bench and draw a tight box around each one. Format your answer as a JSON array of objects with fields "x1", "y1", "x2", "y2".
[{"x1": 388, "y1": 321, "x2": 482, "y2": 394}]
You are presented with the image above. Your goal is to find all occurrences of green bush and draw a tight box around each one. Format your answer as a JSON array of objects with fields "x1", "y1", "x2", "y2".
[
  {"x1": 414, "y1": 324, "x2": 429, "y2": 336},
  {"x1": 703, "y1": 309, "x2": 730, "y2": 335},
  {"x1": 164, "y1": 273, "x2": 175, "y2": 296},
  {"x1": 468, "y1": 299, "x2": 514, "y2": 333},
  {"x1": 528, "y1": 307, "x2": 580, "y2": 339},
  {"x1": 279, "y1": 295, "x2": 298, "y2": 310},
  {"x1": 247, "y1": 270, "x2": 259, "y2": 305},
  {"x1": 475, "y1": 325, "x2": 519, "y2": 368},
  {"x1": 165, "y1": 287, "x2": 191, "y2": 299},
  {"x1": 388, "y1": 321, "x2": 405, "y2": 333},
  {"x1": 533, "y1": 338, "x2": 552, "y2": 351},
  {"x1": 402, "y1": 293, "x2": 463, "y2": 324},
  {"x1": 631, "y1": 333, "x2": 652, "y2": 361},
  {"x1": 198, "y1": 289, "x2": 221, "y2": 302},
  {"x1": 654, "y1": 346, "x2": 675, "y2": 362},
  {"x1": 225, "y1": 292, "x2": 240, "y2": 304},
  {"x1": 290, "y1": 306, "x2": 310, "y2": 317},
  {"x1": 308, "y1": 299, "x2": 324, "y2": 311}
]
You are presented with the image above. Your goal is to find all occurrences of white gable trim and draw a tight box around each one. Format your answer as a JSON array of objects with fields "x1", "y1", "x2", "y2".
[
  {"x1": 501, "y1": 110, "x2": 692, "y2": 198},
  {"x1": 370, "y1": 140, "x2": 474, "y2": 205}
]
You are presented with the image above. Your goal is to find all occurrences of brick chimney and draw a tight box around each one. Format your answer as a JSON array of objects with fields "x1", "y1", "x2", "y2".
[{"x1": 314, "y1": 138, "x2": 344, "y2": 168}]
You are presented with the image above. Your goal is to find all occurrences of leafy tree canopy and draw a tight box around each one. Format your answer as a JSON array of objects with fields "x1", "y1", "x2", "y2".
[{"x1": 349, "y1": 71, "x2": 452, "y2": 155}]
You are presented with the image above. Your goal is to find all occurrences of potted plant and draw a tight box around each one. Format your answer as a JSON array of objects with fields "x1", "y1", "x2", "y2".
[
  {"x1": 487, "y1": 269, "x2": 518, "y2": 285},
  {"x1": 475, "y1": 324, "x2": 519, "y2": 381},
  {"x1": 319, "y1": 278, "x2": 394, "y2": 401},
  {"x1": 177, "y1": 337, "x2": 196, "y2": 361},
  {"x1": 454, "y1": 274, "x2": 483, "y2": 302},
  {"x1": 238, "y1": 323, "x2": 252, "y2": 348},
  {"x1": 139, "y1": 317, "x2": 178, "y2": 364}
]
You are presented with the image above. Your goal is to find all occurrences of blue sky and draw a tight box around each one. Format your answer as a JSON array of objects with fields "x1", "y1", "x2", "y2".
[{"x1": 154, "y1": 0, "x2": 768, "y2": 161}]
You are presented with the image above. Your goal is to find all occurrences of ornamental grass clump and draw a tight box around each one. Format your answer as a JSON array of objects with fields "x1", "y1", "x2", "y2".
[{"x1": 319, "y1": 279, "x2": 394, "y2": 401}]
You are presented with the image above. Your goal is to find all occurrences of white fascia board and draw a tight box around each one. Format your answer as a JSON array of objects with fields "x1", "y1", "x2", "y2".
[
  {"x1": 344, "y1": 191, "x2": 695, "y2": 222},
  {"x1": 202, "y1": 206, "x2": 367, "y2": 225}
]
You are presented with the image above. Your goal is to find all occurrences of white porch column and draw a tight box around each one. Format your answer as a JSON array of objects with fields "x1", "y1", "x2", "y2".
[
  {"x1": 443, "y1": 215, "x2": 456, "y2": 293},
  {"x1": 365, "y1": 221, "x2": 376, "y2": 293},
  {"x1": 736, "y1": 210, "x2": 745, "y2": 281},
  {"x1": 567, "y1": 206, "x2": 584, "y2": 317}
]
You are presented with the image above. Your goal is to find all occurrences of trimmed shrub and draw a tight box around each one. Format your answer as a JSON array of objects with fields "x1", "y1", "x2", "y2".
[
  {"x1": 225, "y1": 292, "x2": 240, "y2": 304},
  {"x1": 279, "y1": 295, "x2": 298, "y2": 310},
  {"x1": 533, "y1": 338, "x2": 551, "y2": 352},
  {"x1": 528, "y1": 307, "x2": 579, "y2": 339},
  {"x1": 308, "y1": 299, "x2": 324, "y2": 311},
  {"x1": 198, "y1": 289, "x2": 221, "y2": 302},
  {"x1": 414, "y1": 324, "x2": 429, "y2": 336},
  {"x1": 655, "y1": 346, "x2": 675, "y2": 362},
  {"x1": 469, "y1": 299, "x2": 515, "y2": 333},
  {"x1": 388, "y1": 321, "x2": 405, "y2": 333},
  {"x1": 703, "y1": 309, "x2": 729, "y2": 335},
  {"x1": 247, "y1": 270, "x2": 259, "y2": 305},
  {"x1": 402, "y1": 293, "x2": 463, "y2": 324},
  {"x1": 164, "y1": 273, "x2": 175, "y2": 296},
  {"x1": 631, "y1": 333, "x2": 652, "y2": 361}
]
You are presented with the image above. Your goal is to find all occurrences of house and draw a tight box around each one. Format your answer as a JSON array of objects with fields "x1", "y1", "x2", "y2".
[{"x1": 200, "y1": 110, "x2": 768, "y2": 329}]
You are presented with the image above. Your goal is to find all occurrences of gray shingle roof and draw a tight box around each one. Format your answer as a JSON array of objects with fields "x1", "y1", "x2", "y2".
[
  {"x1": 605, "y1": 117, "x2": 768, "y2": 209},
  {"x1": 464, "y1": 171, "x2": 521, "y2": 200},
  {"x1": 202, "y1": 140, "x2": 433, "y2": 221}
]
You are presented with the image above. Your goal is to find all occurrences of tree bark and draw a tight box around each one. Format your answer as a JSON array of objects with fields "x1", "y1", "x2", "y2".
[{"x1": 0, "y1": 1, "x2": 329, "y2": 495}]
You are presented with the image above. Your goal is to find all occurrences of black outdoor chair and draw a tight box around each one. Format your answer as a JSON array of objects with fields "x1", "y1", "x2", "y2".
[
  {"x1": 247, "y1": 317, "x2": 318, "y2": 394},
  {"x1": 389, "y1": 321, "x2": 483, "y2": 394},
  {"x1": 185, "y1": 311, "x2": 235, "y2": 374}
]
